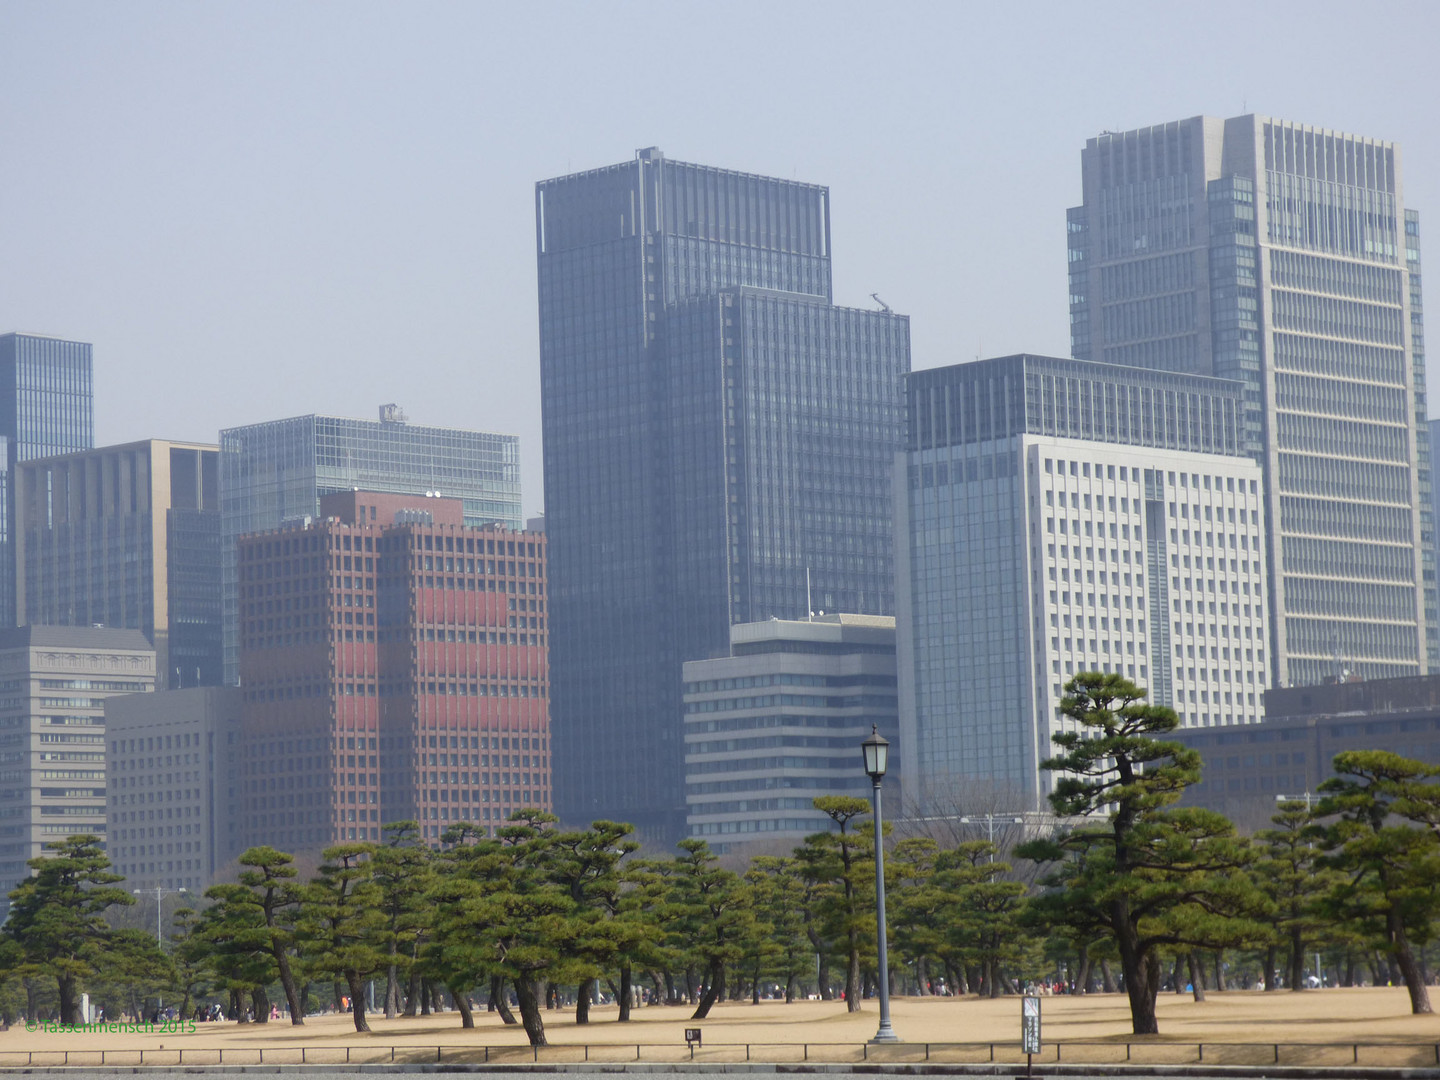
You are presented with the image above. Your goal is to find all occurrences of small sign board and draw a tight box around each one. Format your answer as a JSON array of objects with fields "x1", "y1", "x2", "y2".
[
  {"x1": 1021, "y1": 995, "x2": 1041, "y2": 1054},
  {"x1": 685, "y1": 1028, "x2": 702, "y2": 1048}
]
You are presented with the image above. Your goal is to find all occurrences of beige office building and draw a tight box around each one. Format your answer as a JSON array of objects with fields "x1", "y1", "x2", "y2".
[
  {"x1": 106, "y1": 687, "x2": 242, "y2": 893},
  {"x1": 0, "y1": 626, "x2": 155, "y2": 898}
]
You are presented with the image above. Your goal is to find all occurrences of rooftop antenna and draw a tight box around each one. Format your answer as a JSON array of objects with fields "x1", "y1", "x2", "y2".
[{"x1": 870, "y1": 293, "x2": 892, "y2": 314}]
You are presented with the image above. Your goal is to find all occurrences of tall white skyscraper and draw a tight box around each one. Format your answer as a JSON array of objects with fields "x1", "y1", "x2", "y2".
[
  {"x1": 1068, "y1": 115, "x2": 1430, "y2": 687},
  {"x1": 897, "y1": 356, "x2": 1266, "y2": 810}
]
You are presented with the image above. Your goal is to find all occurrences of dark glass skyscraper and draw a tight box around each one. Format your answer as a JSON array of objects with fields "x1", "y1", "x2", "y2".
[
  {"x1": 537, "y1": 149, "x2": 909, "y2": 840},
  {"x1": 0, "y1": 333, "x2": 94, "y2": 627}
]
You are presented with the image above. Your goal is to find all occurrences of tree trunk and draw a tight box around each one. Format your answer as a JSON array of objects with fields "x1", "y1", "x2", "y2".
[
  {"x1": 274, "y1": 948, "x2": 305, "y2": 1025},
  {"x1": 941, "y1": 961, "x2": 959, "y2": 995},
  {"x1": 419, "y1": 976, "x2": 431, "y2": 1016},
  {"x1": 575, "y1": 977, "x2": 594, "y2": 1024},
  {"x1": 346, "y1": 973, "x2": 370, "y2": 1033},
  {"x1": 1289, "y1": 934, "x2": 1305, "y2": 992},
  {"x1": 403, "y1": 968, "x2": 420, "y2": 1017},
  {"x1": 967, "y1": 964, "x2": 984, "y2": 995},
  {"x1": 1263, "y1": 945, "x2": 1278, "y2": 992},
  {"x1": 231, "y1": 988, "x2": 246, "y2": 1023},
  {"x1": 691, "y1": 959, "x2": 725, "y2": 1020},
  {"x1": 512, "y1": 976, "x2": 547, "y2": 1046},
  {"x1": 1187, "y1": 953, "x2": 1206, "y2": 1002},
  {"x1": 385, "y1": 958, "x2": 399, "y2": 1018},
  {"x1": 1213, "y1": 950, "x2": 1227, "y2": 992},
  {"x1": 785, "y1": 973, "x2": 796, "y2": 1003},
  {"x1": 1075, "y1": 947, "x2": 1091, "y2": 995},
  {"x1": 447, "y1": 983, "x2": 474, "y2": 1028},
  {"x1": 618, "y1": 962, "x2": 633, "y2": 1021},
  {"x1": 252, "y1": 986, "x2": 270, "y2": 1023},
  {"x1": 1114, "y1": 909, "x2": 1159, "y2": 1035},
  {"x1": 805, "y1": 922, "x2": 830, "y2": 999},
  {"x1": 1100, "y1": 959, "x2": 1116, "y2": 994},
  {"x1": 845, "y1": 931, "x2": 862, "y2": 1011},
  {"x1": 331, "y1": 981, "x2": 345, "y2": 1014},
  {"x1": 490, "y1": 975, "x2": 518, "y2": 1024},
  {"x1": 1389, "y1": 910, "x2": 1434, "y2": 1014},
  {"x1": 1172, "y1": 953, "x2": 1186, "y2": 995},
  {"x1": 56, "y1": 974, "x2": 78, "y2": 1026}
]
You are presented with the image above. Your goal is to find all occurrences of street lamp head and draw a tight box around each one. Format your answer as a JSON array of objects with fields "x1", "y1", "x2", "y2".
[{"x1": 861, "y1": 725, "x2": 889, "y2": 782}]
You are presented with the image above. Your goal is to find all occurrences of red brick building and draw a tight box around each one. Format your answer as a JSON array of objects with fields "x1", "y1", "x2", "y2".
[{"x1": 237, "y1": 491, "x2": 549, "y2": 850}]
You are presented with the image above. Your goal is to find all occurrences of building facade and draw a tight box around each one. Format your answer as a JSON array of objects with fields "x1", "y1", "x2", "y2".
[
  {"x1": 1175, "y1": 674, "x2": 1440, "y2": 831},
  {"x1": 236, "y1": 491, "x2": 547, "y2": 852},
  {"x1": 1068, "y1": 115, "x2": 1431, "y2": 686},
  {"x1": 16, "y1": 441, "x2": 221, "y2": 689},
  {"x1": 219, "y1": 409, "x2": 522, "y2": 683},
  {"x1": 0, "y1": 334, "x2": 94, "y2": 628},
  {"x1": 105, "y1": 686, "x2": 241, "y2": 892},
  {"x1": 897, "y1": 355, "x2": 1267, "y2": 810},
  {"x1": 683, "y1": 614, "x2": 897, "y2": 855},
  {"x1": 0, "y1": 626, "x2": 154, "y2": 899},
  {"x1": 537, "y1": 149, "x2": 909, "y2": 840}
]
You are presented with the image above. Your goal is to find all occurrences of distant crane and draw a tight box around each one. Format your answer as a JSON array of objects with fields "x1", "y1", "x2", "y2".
[{"x1": 870, "y1": 292, "x2": 892, "y2": 314}]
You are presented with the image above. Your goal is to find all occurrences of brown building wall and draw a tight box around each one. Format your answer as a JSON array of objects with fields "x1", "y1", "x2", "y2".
[{"x1": 237, "y1": 494, "x2": 549, "y2": 853}]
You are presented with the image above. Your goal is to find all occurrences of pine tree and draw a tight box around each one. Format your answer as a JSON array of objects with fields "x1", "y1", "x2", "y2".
[
  {"x1": 5, "y1": 835, "x2": 133, "y2": 1024},
  {"x1": 1316, "y1": 750, "x2": 1440, "y2": 1015}
]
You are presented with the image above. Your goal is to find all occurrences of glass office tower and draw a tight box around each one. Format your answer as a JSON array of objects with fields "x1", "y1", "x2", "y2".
[
  {"x1": 0, "y1": 334, "x2": 94, "y2": 627},
  {"x1": 537, "y1": 149, "x2": 909, "y2": 841},
  {"x1": 1068, "y1": 115, "x2": 1430, "y2": 687},
  {"x1": 219, "y1": 411, "x2": 522, "y2": 683}
]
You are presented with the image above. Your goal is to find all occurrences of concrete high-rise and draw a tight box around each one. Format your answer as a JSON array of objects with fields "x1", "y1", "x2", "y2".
[
  {"x1": 0, "y1": 334, "x2": 94, "y2": 628},
  {"x1": 1068, "y1": 115, "x2": 1430, "y2": 687},
  {"x1": 218, "y1": 409, "x2": 521, "y2": 684},
  {"x1": 897, "y1": 355, "x2": 1266, "y2": 810},
  {"x1": 235, "y1": 491, "x2": 548, "y2": 853},
  {"x1": 0, "y1": 626, "x2": 154, "y2": 898},
  {"x1": 683, "y1": 614, "x2": 897, "y2": 855},
  {"x1": 106, "y1": 686, "x2": 242, "y2": 893},
  {"x1": 16, "y1": 440, "x2": 221, "y2": 689},
  {"x1": 537, "y1": 149, "x2": 909, "y2": 840}
]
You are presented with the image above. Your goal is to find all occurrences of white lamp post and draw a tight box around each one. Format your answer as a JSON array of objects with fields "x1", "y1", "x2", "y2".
[{"x1": 861, "y1": 725, "x2": 899, "y2": 1044}]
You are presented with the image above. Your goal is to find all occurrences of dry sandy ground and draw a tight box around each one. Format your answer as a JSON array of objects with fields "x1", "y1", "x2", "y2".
[{"x1": 2, "y1": 987, "x2": 1439, "y2": 1063}]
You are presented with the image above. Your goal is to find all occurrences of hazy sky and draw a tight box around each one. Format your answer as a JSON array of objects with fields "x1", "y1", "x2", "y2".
[{"x1": 2, "y1": 0, "x2": 1437, "y2": 517}]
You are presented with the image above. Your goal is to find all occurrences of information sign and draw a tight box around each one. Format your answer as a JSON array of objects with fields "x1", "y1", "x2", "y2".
[{"x1": 1021, "y1": 995, "x2": 1041, "y2": 1054}]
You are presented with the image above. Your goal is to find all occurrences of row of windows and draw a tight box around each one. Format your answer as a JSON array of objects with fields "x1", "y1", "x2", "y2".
[
  {"x1": 1271, "y1": 249, "x2": 1403, "y2": 303},
  {"x1": 684, "y1": 673, "x2": 893, "y2": 694}
]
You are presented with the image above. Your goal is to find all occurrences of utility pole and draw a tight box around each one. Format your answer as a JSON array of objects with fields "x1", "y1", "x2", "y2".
[
  {"x1": 133, "y1": 886, "x2": 187, "y2": 947},
  {"x1": 958, "y1": 813, "x2": 1027, "y2": 860}
]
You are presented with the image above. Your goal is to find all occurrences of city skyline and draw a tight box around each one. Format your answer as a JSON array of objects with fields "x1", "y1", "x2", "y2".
[{"x1": 3, "y1": 2, "x2": 1437, "y2": 517}]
